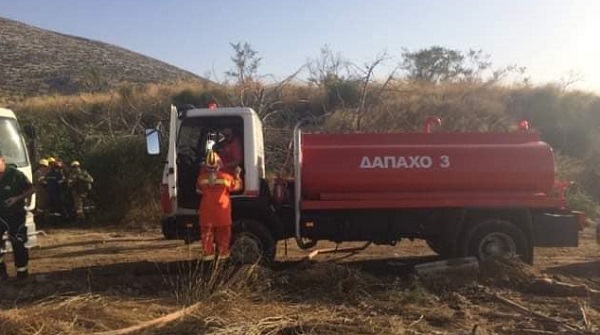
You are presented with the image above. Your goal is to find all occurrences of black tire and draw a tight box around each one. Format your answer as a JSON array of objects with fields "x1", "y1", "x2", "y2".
[
  {"x1": 426, "y1": 237, "x2": 454, "y2": 257},
  {"x1": 161, "y1": 220, "x2": 177, "y2": 240},
  {"x1": 462, "y1": 219, "x2": 533, "y2": 264},
  {"x1": 231, "y1": 219, "x2": 276, "y2": 265}
]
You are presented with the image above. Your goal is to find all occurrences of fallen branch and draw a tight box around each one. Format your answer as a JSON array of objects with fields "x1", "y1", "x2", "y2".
[
  {"x1": 407, "y1": 315, "x2": 424, "y2": 328},
  {"x1": 92, "y1": 302, "x2": 201, "y2": 335},
  {"x1": 492, "y1": 294, "x2": 586, "y2": 335},
  {"x1": 530, "y1": 278, "x2": 598, "y2": 297},
  {"x1": 579, "y1": 302, "x2": 590, "y2": 331}
]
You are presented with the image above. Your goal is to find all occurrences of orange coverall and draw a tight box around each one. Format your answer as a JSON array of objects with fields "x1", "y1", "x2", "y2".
[{"x1": 196, "y1": 170, "x2": 241, "y2": 258}]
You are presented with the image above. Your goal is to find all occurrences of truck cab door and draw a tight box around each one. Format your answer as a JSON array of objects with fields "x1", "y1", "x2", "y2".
[{"x1": 167, "y1": 105, "x2": 178, "y2": 201}]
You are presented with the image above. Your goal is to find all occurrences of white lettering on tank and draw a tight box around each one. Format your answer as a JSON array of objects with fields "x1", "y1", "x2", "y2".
[
  {"x1": 360, "y1": 155, "x2": 445, "y2": 169},
  {"x1": 360, "y1": 156, "x2": 372, "y2": 168},
  {"x1": 408, "y1": 156, "x2": 420, "y2": 168},
  {"x1": 396, "y1": 157, "x2": 408, "y2": 168},
  {"x1": 420, "y1": 156, "x2": 433, "y2": 168},
  {"x1": 440, "y1": 155, "x2": 451, "y2": 168},
  {"x1": 384, "y1": 156, "x2": 396, "y2": 168},
  {"x1": 371, "y1": 156, "x2": 384, "y2": 168}
]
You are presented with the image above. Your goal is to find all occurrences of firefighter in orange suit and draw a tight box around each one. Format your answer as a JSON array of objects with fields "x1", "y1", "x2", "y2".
[{"x1": 196, "y1": 150, "x2": 242, "y2": 261}]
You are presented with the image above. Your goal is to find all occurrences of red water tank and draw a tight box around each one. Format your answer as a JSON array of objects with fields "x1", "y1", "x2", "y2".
[{"x1": 301, "y1": 132, "x2": 555, "y2": 201}]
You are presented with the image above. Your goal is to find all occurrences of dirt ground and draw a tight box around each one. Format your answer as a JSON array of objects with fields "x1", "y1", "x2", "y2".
[{"x1": 0, "y1": 225, "x2": 598, "y2": 335}]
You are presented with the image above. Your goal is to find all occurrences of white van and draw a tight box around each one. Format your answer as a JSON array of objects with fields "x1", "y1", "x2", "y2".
[{"x1": 0, "y1": 107, "x2": 38, "y2": 250}]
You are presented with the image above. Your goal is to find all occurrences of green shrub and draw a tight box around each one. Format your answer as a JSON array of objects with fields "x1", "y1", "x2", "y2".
[
  {"x1": 566, "y1": 184, "x2": 600, "y2": 220},
  {"x1": 83, "y1": 137, "x2": 164, "y2": 224}
]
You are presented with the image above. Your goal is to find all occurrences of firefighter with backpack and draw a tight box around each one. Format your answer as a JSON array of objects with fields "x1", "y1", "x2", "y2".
[
  {"x1": 195, "y1": 150, "x2": 242, "y2": 261},
  {"x1": 67, "y1": 161, "x2": 93, "y2": 224}
]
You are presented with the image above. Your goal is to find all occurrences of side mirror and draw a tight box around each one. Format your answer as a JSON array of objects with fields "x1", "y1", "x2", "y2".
[{"x1": 145, "y1": 129, "x2": 161, "y2": 155}]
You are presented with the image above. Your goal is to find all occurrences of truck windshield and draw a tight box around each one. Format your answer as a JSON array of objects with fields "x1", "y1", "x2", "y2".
[{"x1": 0, "y1": 117, "x2": 29, "y2": 167}]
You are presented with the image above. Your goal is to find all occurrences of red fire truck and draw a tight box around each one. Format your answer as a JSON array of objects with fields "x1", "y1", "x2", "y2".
[{"x1": 145, "y1": 105, "x2": 581, "y2": 264}]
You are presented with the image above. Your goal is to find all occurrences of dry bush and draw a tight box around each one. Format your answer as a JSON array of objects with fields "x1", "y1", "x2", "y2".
[
  {"x1": 478, "y1": 257, "x2": 538, "y2": 290},
  {"x1": 11, "y1": 80, "x2": 600, "y2": 224},
  {"x1": 153, "y1": 262, "x2": 432, "y2": 335},
  {"x1": 274, "y1": 262, "x2": 382, "y2": 302},
  {"x1": 157, "y1": 259, "x2": 272, "y2": 306}
]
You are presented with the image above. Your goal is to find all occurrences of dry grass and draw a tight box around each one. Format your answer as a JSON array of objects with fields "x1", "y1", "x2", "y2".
[
  {"x1": 0, "y1": 294, "x2": 172, "y2": 335},
  {"x1": 1, "y1": 257, "x2": 598, "y2": 335},
  {"x1": 0, "y1": 261, "x2": 446, "y2": 335}
]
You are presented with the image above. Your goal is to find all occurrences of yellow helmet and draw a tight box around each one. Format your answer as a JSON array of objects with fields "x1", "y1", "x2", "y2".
[
  {"x1": 47, "y1": 157, "x2": 56, "y2": 164},
  {"x1": 39, "y1": 159, "x2": 49, "y2": 167},
  {"x1": 71, "y1": 160, "x2": 80, "y2": 167},
  {"x1": 205, "y1": 150, "x2": 221, "y2": 169}
]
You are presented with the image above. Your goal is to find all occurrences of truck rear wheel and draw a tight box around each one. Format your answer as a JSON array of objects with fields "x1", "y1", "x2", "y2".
[
  {"x1": 425, "y1": 237, "x2": 454, "y2": 257},
  {"x1": 462, "y1": 219, "x2": 532, "y2": 264},
  {"x1": 231, "y1": 220, "x2": 276, "y2": 265}
]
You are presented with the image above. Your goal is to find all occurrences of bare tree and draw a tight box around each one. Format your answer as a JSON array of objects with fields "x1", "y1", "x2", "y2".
[
  {"x1": 354, "y1": 52, "x2": 399, "y2": 131},
  {"x1": 225, "y1": 42, "x2": 262, "y2": 86}
]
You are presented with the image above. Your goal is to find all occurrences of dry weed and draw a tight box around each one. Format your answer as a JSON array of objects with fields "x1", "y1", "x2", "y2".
[
  {"x1": 479, "y1": 257, "x2": 537, "y2": 289},
  {"x1": 0, "y1": 293, "x2": 170, "y2": 335}
]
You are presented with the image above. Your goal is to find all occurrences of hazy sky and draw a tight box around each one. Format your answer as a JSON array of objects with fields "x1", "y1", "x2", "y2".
[{"x1": 1, "y1": 0, "x2": 599, "y2": 91}]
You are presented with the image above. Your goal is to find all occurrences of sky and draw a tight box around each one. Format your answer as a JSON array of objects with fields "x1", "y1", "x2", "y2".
[{"x1": 1, "y1": 0, "x2": 599, "y2": 91}]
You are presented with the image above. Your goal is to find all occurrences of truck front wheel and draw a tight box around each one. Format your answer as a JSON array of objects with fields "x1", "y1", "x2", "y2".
[
  {"x1": 462, "y1": 219, "x2": 532, "y2": 264},
  {"x1": 231, "y1": 220, "x2": 276, "y2": 265}
]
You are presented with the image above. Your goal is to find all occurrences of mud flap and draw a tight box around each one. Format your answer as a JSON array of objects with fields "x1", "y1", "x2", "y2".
[{"x1": 532, "y1": 212, "x2": 579, "y2": 247}]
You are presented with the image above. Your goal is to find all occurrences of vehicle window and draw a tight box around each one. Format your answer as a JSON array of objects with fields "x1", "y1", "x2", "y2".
[
  {"x1": 176, "y1": 115, "x2": 244, "y2": 208},
  {"x1": 0, "y1": 118, "x2": 28, "y2": 167},
  {"x1": 178, "y1": 116, "x2": 244, "y2": 163}
]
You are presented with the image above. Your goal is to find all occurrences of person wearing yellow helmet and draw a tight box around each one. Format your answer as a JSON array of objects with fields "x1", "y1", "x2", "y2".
[
  {"x1": 195, "y1": 150, "x2": 242, "y2": 261},
  {"x1": 44, "y1": 156, "x2": 64, "y2": 219},
  {"x1": 67, "y1": 160, "x2": 93, "y2": 224},
  {"x1": 33, "y1": 159, "x2": 51, "y2": 226}
]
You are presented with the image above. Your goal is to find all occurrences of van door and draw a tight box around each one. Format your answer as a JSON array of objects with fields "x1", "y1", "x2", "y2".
[{"x1": 166, "y1": 105, "x2": 178, "y2": 203}]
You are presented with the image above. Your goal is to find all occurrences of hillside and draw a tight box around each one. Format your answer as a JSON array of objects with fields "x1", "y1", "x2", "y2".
[{"x1": 0, "y1": 17, "x2": 208, "y2": 97}]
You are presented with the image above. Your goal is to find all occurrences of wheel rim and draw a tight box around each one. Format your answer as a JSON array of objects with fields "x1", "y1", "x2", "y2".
[
  {"x1": 231, "y1": 233, "x2": 263, "y2": 264},
  {"x1": 477, "y1": 232, "x2": 517, "y2": 260}
]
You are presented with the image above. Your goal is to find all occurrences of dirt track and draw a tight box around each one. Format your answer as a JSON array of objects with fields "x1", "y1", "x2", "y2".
[{"x1": 0, "y1": 225, "x2": 598, "y2": 335}]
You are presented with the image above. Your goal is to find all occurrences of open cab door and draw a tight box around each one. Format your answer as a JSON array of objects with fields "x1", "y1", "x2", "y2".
[
  {"x1": 145, "y1": 105, "x2": 178, "y2": 213},
  {"x1": 166, "y1": 105, "x2": 178, "y2": 202}
]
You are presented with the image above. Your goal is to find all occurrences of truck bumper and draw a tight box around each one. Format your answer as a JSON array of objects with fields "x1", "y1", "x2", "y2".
[
  {"x1": 161, "y1": 215, "x2": 200, "y2": 243},
  {"x1": 532, "y1": 212, "x2": 580, "y2": 247}
]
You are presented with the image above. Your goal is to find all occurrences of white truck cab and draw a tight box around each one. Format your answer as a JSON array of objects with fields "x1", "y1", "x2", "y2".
[
  {"x1": 162, "y1": 105, "x2": 266, "y2": 216},
  {"x1": 147, "y1": 105, "x2": 282, "y2": 263},
  {"x1": 0, "y1": 107, "x2": 38, "y2": 250}
]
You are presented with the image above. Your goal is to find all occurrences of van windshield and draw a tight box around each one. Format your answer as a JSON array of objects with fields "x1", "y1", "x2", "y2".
[{"x1": 0, "y1": 117, "x2": 29, "y2": 167}]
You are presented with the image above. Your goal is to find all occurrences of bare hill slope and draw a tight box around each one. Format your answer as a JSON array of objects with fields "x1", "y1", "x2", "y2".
[{"x1": 0, "y1": 17, "x2": 207, "y2": 97}]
